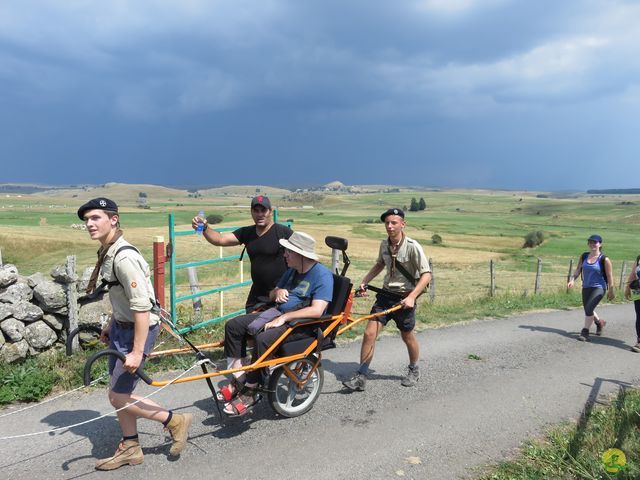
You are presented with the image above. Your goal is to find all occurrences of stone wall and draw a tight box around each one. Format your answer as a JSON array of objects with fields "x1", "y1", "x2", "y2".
[{"x1": 0, "y1": 262, "x2": 109, "y2": 363}]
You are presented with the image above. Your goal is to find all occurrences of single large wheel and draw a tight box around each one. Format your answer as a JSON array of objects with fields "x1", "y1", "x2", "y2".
[
  {"x1": 267, "y1": 355, "x2": 324, "y2": 418},
  {"x1": 83, "y1": 349, "x2": 153, "y2": 386},
  {"x1": 65, "y1": 325, "x2": 103, "y2": 356}
]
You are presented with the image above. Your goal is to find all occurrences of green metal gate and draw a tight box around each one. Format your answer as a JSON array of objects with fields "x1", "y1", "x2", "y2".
[{"x1": 167, "y1": 211, "x2": 289, "y2": 334}]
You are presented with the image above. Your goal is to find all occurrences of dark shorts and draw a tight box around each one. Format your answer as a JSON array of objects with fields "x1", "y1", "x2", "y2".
[
  {"x1": 370, "y1": 293, "x2": 416, "y2": 332},
  {"x1": 108, "y1": 321, "x2": 159, "y2": 394}
]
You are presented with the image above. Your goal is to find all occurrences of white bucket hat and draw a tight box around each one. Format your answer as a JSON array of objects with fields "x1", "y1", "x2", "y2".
[{"x1": 279, "y1": 231, "x2": 319, "y2": 261}]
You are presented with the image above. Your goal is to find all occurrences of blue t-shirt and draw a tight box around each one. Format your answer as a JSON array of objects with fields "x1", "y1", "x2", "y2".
[
  {"x1": 276, "y1": 263, "x2": 334, "y2": 314},
  {"x1": 582, "y1": 254, "x2": 606, "y2": 289}
]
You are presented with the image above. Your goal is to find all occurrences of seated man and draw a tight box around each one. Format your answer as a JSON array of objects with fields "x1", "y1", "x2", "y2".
[{"x1": 221, "y1": 231, "x2": 334, "y2": 415}]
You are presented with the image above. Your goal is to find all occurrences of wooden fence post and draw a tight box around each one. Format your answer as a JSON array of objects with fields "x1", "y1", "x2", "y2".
[
  {"x1": 429, "y1": 258, "x2": 436, "y2": 302},
  {"x1": 619, "y1": 260, "x2": 628, "y2": 290},
  {"x1": 152, "y1": 236, "x2": 166, "y2": 309},
  {"x1": 219, "y1": 246, "x2": 224, "y2": 317},
  {"x1": 489, "y1": 259, "x2": 496, "y2": 297},
  {"x1": 65, "y1": 255, "x2": 79, "y2": 353},
  {"x1": 566, "y1": 259, "x2": 573, "y2": 293},
  {"x1": 534, "y1": 257, "x2": 542, "y2": 294},
  {"x1": 187, "y1": 267, "x2": 202, "y2": 316},
  {"x1": 331, "y1": 248, "x2": 340, "y2": 275}
]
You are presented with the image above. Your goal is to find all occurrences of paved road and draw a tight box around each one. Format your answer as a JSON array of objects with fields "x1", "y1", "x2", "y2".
[{"x1": 2, "y1": 304, "x2": 639, "y2": 480}]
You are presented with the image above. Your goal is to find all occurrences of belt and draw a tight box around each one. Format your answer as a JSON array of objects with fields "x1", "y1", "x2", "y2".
[
  {"x1": 114, "y1": 320, "x2": 159, "y2": 330},
  {"x1": 115, "y1": 320, "x2": 135, "y2": 330}
]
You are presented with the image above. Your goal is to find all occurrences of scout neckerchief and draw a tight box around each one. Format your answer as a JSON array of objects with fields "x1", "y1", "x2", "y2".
[
  {"x1": 387, "y1": 233, "x2": 418, "y2": 286},
  {"x1": 86, "y1": 229, "x2": 123, "y2": 294},
  {"x1": 387, "y1": 233, "x2": 404, "y2": 279}
]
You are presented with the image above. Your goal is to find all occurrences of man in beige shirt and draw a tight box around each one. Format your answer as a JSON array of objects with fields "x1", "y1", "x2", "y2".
[
  {"x1": 343, "y1": 208, "x2": 431, "y2": 392},
  {"x1": 79, "y1": 197, "x2": 192, "y2": 470}
]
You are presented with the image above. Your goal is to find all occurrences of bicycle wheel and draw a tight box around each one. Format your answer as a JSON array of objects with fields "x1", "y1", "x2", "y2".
[
  {"x1": 65, "y1": 324, "x2": 103, "y2": 356},
  {"x1": 83, "y1": 349, "x2": 153, "y2": 386},
  {"x1": 267, "y1": 355, "x2": 324, "y2": 418}
]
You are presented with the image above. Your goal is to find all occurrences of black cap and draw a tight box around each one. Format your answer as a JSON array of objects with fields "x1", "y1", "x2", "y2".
[
  {"x1": 380, "y1": 208, "x2": 405, "y2": 222},
  {"x1": 77, "y1": 198, "x2": 119, "y2": 220},
  {"x1": 587, "y1": 234, "x2": 603, "y2": 243},
  {"x1": 251, "y1": 195, "x2": 271, "y2": 209}
]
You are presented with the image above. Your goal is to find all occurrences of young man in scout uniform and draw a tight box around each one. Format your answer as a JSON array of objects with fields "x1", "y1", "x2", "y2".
[
  {"x1": 343, "y1": 208, "x2": 431, "y2": 391},
  {"x1": 79, "y1": 198, "x2": 192, "y2": 470}
]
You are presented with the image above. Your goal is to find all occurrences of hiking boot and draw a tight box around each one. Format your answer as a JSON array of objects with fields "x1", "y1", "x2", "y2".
[
  {"x1": 166, "y1": 412, "x2": 193, "y2": 456},
  {"x1": 401, "y1": 366, "x2": 420, "y2": 387},
  {"x1": 595, "y1": 319, "x2": 606, "y2": 336},
  {"x1": 95, "y1": 439, "x2": 143, "y2": 471},
  {"x1": 577, "y1": 328, "x2": 591, "y2": 342},
  {"x1": 631, "y1": 341, "x2": 640, "y2": 353},
  {"x1": 342, "y1": 372, "x2": 366, "y2": 391}
]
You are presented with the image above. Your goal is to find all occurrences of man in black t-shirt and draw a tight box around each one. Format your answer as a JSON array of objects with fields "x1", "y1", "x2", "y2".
[{"x1": 192, "y1": 195, "x2": 293, "y2": 310}]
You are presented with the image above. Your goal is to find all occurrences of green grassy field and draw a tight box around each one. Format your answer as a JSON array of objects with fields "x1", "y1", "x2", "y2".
[
  {"x1": 3, "y1": 183, "x2": 640, "y2": 480},
  {"x1": 2, "y1": 185, "x2": 639, "y2": 321}
]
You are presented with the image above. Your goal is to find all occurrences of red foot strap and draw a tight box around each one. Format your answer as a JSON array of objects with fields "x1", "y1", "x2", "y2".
[
  {"x1": 230, "y1": 398, "x2": 247, "y2": 415},
  {"x1": 218, "y1": 384, "x2": 235, "y2": 401}
]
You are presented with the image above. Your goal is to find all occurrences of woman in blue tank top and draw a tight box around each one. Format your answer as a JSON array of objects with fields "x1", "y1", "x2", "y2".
[{"x1": 567, "y1": 234, "x2": 614, "y2": 341}]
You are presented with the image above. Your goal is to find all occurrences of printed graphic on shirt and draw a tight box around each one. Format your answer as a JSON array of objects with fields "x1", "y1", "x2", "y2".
[{"x1": 291, "y1": 280, "x2": 311, "y2": 298}]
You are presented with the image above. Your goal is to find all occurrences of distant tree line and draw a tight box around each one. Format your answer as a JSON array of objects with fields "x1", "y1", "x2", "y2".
[
  {"x1": 0, "y1": 185, "x2": 53, "y2": 194},
  {"x1": 587, "y1": 189, "x2": 640, "y2": 194},
  {"x1": 409, "y1": 197, "x2": 427, "y2": 212}
]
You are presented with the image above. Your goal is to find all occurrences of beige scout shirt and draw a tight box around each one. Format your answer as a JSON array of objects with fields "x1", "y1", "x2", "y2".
[
  {"x1": 375, "y1": 235, "x2": 431, "y2": 294},
  {"x1": 100, "y1": 236, "x2": 159, "y2": 326}
]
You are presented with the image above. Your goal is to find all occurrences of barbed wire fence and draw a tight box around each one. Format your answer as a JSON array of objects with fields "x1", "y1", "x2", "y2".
[
  {"x1": 421, "y1": 257, "x2": 633, "y2": 305},
  {"x1": 2, "y1": 246, "x2": 635, "y2": 327}
]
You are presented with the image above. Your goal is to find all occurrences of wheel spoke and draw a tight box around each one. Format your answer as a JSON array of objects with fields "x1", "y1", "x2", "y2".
[
  {"x1": 285, "y1": 380, "x2": 297, "y2": 408},
  {"x1": 268, "y1": 356, "x2": 323, "y2": 417}
]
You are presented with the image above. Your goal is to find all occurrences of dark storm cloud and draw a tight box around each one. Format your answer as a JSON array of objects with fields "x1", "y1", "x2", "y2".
[{"x1": 1, "y1": 0, "x2": 639, "y2": 189}]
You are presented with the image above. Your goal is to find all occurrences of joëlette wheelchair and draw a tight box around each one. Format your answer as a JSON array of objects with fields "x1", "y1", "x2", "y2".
[{"x1": 83, "y1": 236, "x2": 403, "y2": 418}]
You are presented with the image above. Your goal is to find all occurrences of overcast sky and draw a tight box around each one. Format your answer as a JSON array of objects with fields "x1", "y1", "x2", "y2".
[{"x1": 1, "y1": 1, "x2": 639, "y2": 190}]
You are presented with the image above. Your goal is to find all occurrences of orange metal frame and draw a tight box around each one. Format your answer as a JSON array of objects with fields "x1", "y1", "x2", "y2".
[{"x1": 144, "y1": 291, "x2": 402, "y2": 388}]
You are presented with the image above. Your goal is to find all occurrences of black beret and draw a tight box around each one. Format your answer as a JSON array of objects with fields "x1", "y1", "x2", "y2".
[
  {"x1": 77, "y1": 198, "x2": 119, "y2": 220},
  {"x1": 380, "y1": 208, "x2": 405, "y2": 222}
]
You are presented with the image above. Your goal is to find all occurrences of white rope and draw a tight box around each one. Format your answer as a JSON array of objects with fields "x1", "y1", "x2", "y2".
[
  {"x1": 0, "y1": 324, "x2": 177, "y2": 421},
  {"x1": 0, "y1": 307, "x2": 200, "y2": 431},
  {"x1": 0, "y1": 360, "x2": 207, "y2": 441},
  {"x1": 0, "y1": 375, "x2": 108, "y2": 419}
]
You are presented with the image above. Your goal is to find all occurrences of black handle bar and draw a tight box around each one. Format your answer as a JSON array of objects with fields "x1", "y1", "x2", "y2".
[
  {"x1": 83, "y1": 349, "x2": 153, "y2": 386},
  {"x1": 358, "y1": 284, "x2": 406, "y2": 301}
]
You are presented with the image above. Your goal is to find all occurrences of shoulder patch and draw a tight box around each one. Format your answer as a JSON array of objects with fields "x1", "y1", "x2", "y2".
[{"x1": 130, "y1": 281, "x2": 137, "y2": 288}]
